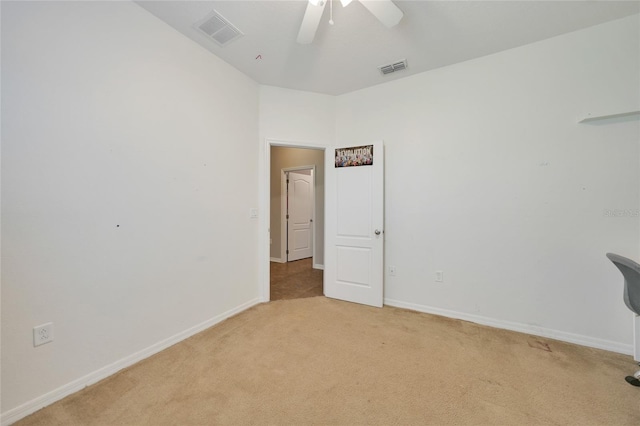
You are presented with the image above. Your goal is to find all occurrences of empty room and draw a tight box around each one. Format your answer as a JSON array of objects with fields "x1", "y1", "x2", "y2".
[{"x1": 1, "y1": 1, "x2": 639, "y2": 425}]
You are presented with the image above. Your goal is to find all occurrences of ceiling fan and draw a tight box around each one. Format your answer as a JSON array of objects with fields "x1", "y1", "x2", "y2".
[{"x1": 297, "y1": 0, "x2": 404, "y2": 44}]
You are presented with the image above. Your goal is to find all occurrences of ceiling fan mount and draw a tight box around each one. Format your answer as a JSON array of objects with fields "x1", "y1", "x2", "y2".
[{"x1": 297, "y1": 0, "x2": 404, "y2": 45}]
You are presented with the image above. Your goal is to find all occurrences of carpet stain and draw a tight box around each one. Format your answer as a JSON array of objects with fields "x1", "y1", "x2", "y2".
[{"x1": 528, "y1": 339, "x2": 552, "y2": 352}]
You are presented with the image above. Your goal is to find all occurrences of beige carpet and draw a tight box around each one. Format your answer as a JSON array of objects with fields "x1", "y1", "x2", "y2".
[{"x1": 17, "y1": 297, "x2": 640, "y2": 425}]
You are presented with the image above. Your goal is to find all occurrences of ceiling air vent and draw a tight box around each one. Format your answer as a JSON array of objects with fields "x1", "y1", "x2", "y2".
[
  {"x1": 378, "y1": 59, "x2": 408, "y2": 75},
  {"x1": 195, "y1": 10, "x2": 243, "y2": 46}
]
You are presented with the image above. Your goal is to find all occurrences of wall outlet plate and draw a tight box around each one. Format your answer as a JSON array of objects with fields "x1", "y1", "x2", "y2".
[{"x1": 34, "y1": 322, "x2": 54, "y2": 347}]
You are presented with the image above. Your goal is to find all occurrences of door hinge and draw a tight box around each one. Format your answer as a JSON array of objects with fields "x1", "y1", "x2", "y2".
[
  {"x1": 286, "y1": 214, "x2": 289, "y2": 219},
  {"x1": 286, "y1": 250, "x2": 289, "y2": 254}
]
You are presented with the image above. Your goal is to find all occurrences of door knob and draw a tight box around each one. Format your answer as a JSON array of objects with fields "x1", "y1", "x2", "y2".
[{"x1": 374, "y1": 229, "x2": 381, "y2": 235}]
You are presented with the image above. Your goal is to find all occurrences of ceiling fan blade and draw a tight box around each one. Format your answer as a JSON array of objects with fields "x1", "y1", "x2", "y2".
[
  {"x1": 297, "y1": 1, "x2": 327, "y2": 44},
  {"x1": 359, "y1": 0, "x2": 403, "y2": 28}
]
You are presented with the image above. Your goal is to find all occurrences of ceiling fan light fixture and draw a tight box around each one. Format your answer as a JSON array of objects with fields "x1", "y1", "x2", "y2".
[{"x1": 299, "y1": 0, "x2": 403, "y2": 44}]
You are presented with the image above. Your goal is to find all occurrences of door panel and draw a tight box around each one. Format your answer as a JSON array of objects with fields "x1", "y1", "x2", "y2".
[
  {"x1": 325, "y1": 142, "x2": 384, "y2": 307},
  {"x1": 337, "y1": 167, "x2": 372, "y2": 238},
  {"x1": 336, "y1": 246, "x2": 372, "y2": 287}
]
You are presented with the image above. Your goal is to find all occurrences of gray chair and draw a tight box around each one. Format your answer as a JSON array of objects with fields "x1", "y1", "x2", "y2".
[{"x1": 606, "y1": 252, "x2": 640, "y2": 386}]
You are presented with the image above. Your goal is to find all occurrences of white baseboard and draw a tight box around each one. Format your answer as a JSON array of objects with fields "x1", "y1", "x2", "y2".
[
  {"x1": 313, "y1": 263, "x2": 324, "y2": 270},
  {"x1": 1, "y1": 298, "x2": 262, "y2": 426},
  {"x1": 270, "y1": 257, "x2": 284, "y2": 263},
  {"x1": 384, "y1": 298, "x2": 633, "y2": 356}
]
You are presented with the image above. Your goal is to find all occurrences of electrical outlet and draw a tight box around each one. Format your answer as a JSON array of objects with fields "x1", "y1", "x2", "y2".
[
  {"x1": 389, "y1": 266, "x2": 396, "y2": 276},
  {"x1": 33, "y1": 322, "x2": 54, "y2": 347},
  {"x1": 435, "y1": 271, "x2": 444, "y2": 282},
  {"x1": 249, "y1": 208, "x2": 258, "y2": 219}
]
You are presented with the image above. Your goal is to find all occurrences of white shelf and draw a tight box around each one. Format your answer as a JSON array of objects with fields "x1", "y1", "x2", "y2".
[{"x1": 579, "y1": 110, "x2": 640, "y2": 123}]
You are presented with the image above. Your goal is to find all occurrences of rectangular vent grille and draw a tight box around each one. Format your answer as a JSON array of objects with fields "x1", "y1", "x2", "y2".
[
  {"x1": 379, "y1": 59, "x2": 408, "y2": 75},
  {"x1": 195, "y1": 10, "x2": 243, "y2": 46}
]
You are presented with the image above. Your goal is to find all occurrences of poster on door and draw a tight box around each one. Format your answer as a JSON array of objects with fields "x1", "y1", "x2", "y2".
[{"x1": 335, "y1": 145, "x2": 373, "y2": 168}]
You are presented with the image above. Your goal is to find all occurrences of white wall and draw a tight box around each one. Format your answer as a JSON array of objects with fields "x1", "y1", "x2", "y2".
[
  {"x1": 1, "y1": 1, "x2": 259, "y2": 420},
  {"x1": 336, "y1": 15, "x2": 640, "y2": 352},
  {"x1": 259, "y1": 85, "x2": 336, "y2": 145}
]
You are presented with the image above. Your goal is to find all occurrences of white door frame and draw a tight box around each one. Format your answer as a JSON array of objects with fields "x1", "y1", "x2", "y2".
[
  {"x1": 281, "y1": 165, "x2": 316, "y2": 263},
  {"x1": 260, "y1": 139, "x2": 326, "y2": 302}
]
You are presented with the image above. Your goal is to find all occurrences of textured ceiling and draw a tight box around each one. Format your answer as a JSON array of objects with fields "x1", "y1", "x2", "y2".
[{"x1": 136, "y1": 1, "x2": 640, "y2": 95}]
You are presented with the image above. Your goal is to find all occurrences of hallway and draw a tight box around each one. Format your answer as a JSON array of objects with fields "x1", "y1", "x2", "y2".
[{"x1": 270, "y1": 258, "x2": 323, "y2": 300}]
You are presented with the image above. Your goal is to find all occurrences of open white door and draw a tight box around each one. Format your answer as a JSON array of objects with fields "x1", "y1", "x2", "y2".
[
  {"x1": 287, "y1": 170, "x2": 314, "y2": 262},
  {"x1": 324, "y1": 142, "x2": 384, "y2": 307}
]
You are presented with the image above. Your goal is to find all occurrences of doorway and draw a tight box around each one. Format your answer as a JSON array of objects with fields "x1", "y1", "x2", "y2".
[{"x1": 268, "y1": 144, "x2": 325, "y2": 300}]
